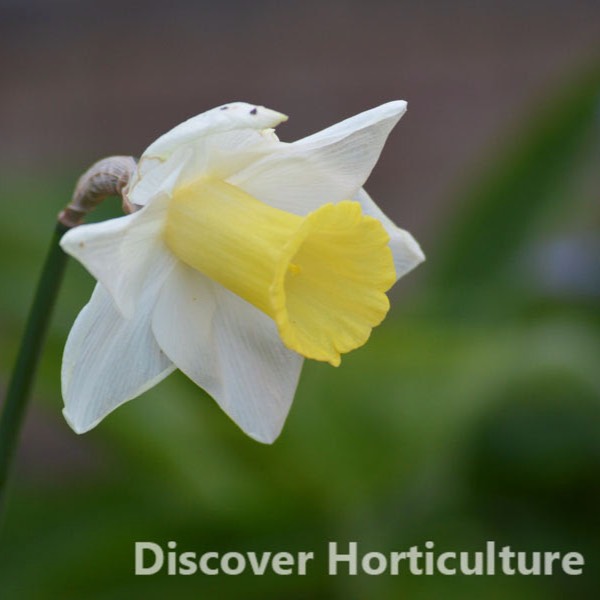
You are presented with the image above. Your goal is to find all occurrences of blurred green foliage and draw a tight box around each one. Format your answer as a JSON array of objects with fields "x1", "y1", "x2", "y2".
[{"x1": 0, "y1": 69, "x2": 599, "y2": 599}]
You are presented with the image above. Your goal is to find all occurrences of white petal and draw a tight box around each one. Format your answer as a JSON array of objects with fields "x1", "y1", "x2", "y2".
[
  {"x1": 229, "y1": 101, "x2": 407, "y2": 215},
  {"x1": 354, "y1": 188, "x2": 425, "y2": 280},
  {"x1": 129, "y1": 106, "x2": 286, "y2": 206},
  {"x1": 126, "y1": 145, "x2": 193, "y2": 207},
  {"x1": 60, "y1": 194, "x2": 177, "y2": 318},
  {"x1": 141, "y1": 103, "x2": 288, "y2": 161},
  {"x1": 210, "y1": 292, "x2": 304, "y2": 443},
  {"x1": 151, "y1": 264, "x2": 218, "y2": 389},
  {"x1": 62, "y1": 283, "x2": 175, "y2": 434},
  {"x1": 159, "y1": 128, "x2": 283, "y2": 194},
  {"x1": 152, "y1": 263, "x2": 304, "y2": 443}
]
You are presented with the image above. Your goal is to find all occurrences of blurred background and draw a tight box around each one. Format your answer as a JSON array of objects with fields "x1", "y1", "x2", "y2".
[{"x1": 1, "y1": 0, "x2": 599, "y2": 598}]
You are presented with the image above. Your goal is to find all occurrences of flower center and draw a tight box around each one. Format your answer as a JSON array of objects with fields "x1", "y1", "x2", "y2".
[{"x1": 164, "y1": 178, "x2": 396, "y2": 366}]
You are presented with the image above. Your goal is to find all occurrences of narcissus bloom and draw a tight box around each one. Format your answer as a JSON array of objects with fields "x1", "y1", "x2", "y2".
[{"x1": 60, "y1": 101, "x2": 424, "y2": 443}]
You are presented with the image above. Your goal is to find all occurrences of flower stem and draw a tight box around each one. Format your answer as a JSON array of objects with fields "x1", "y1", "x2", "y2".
[{"x1": 0, "y1": 222, "x2": 70, "y2": 512}]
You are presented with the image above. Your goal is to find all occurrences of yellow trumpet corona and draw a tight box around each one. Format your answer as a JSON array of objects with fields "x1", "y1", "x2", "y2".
[{"x1": 165, "y1": 178, "x2": 396, "y2": 366}]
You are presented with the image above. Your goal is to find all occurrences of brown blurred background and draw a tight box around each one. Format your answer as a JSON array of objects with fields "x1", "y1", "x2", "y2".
[{"x1": 1, "y1": 0, "x2": 599, "y2": 242}]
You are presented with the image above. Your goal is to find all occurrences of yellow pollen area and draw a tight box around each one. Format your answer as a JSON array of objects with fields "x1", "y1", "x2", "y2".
[{"x1": 164, "y1": 178, "x2": 396, "y2": 366}]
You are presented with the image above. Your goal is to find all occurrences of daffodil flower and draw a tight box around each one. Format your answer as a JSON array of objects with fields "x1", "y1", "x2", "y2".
[{"x1": 60, "y1": 101, "x2": 424, "y2": 443}]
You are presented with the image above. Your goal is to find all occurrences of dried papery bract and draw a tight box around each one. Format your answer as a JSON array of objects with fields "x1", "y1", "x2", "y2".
[{"x1": 58, "y1": 156, "x2": 139, "y2": 228}]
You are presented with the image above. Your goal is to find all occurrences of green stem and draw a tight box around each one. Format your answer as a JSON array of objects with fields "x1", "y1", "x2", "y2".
[{"x1": 0, "y1": 222, "x2": 70, "y2": 510}]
